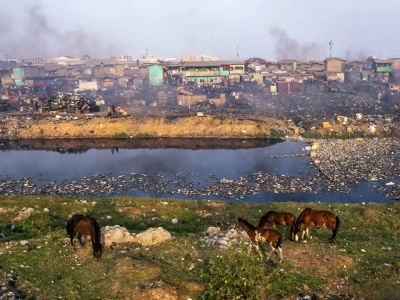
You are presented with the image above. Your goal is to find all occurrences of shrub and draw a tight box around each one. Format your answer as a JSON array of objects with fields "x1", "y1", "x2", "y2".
[
  {"x1": 135, "y1": 133, "x2": 152, "y2": 138},
  {"x1": 269, "y1": 128, "x2": 284, "y2": 138},
  {"x1": 113, "y1": 132, "x2": 128, "y2": 139},
  {"x1": 200, "y1": 251, "x2": 268, "y2": 300}
]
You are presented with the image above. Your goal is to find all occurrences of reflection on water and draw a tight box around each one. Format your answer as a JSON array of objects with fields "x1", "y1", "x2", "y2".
[
  {"x1": 0, "y1": 141, "x2": 312, "y2": 182},
  {"x1": 0, "y1": 139, "x2": 394, "y2": 203}
]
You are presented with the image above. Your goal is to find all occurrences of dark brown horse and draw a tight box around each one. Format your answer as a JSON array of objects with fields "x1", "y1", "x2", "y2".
[
  {"x1": 235, "y1": 218, "x2": 283, "y2": 262},
  {"x1": 66, "y1": 214, "x2": 102, "y2": 259},
  {"x1": 258, "y1": 210, "x2": 296, "y2": 240},
  {"x1": 293, "y1": 208, "x2": 340, "y2": 243}
]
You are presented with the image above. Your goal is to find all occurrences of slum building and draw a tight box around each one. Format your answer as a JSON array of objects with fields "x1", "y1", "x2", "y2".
[{"x1": 324, "y1": 58, "x2": 345, "y2": 82}]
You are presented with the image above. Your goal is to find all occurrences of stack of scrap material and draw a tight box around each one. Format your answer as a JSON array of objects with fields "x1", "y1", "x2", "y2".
[{"x1": 44, "y1": 93, "x2": 99, "y2": 113}]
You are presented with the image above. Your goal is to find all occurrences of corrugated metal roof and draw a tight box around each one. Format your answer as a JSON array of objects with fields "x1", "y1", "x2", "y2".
[{"x1": 182, "y1": 60, "x2": 245, "y2": 67}]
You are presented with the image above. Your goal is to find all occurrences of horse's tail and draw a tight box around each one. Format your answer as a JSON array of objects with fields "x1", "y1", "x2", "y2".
[
  {"x1": 332, "y1": 216, "x2": 340, "y2": 240},
  {"x1": 289, "y1": 216, "x2": 296, "y2": 240},
  {"x1": 91, "y1": 218, "x2": 102, "y2": 249},
  {"x1": 66, "y1": 217, "x2": 74, "y2": 236}
]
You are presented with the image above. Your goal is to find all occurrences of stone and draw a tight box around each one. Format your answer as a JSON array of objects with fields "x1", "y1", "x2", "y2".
[
  {"x1": 13, "y1": 207, "x2": 34, "y2": 221},
  {"x1": 206, "y1": 226, "x2": 220, "y2": 235},
  {"x1": 137, "y1": 281, "x2": 178, "y2": 300},
  {"x1": 19, "y1": 240, "x2": 29, "y2": 246},
  {"x1": 102, "y1": 225, "x2": 136, "y2": 247},
  {"x1": 135, "y1": 227, "x2": 172, "y2": 247}
]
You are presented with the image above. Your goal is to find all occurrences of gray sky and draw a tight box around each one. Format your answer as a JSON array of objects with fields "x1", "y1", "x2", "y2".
[{"x1": 1, "y1": 0, "x2": 399, "y2": 60}]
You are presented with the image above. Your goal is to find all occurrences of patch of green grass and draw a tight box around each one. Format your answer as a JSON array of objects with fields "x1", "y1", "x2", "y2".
[
  {"x1": 200, "y1": 250, "x2": 267, "y2": 300},
  {"x1": 269, "y1": 128, "x2": 284, "y2": 138},
  {"x1": 113, "y1": 132, "x2": 128, "y2": 139},
  {"x1": 135, "y1": 133, "x2": 152, "y2": 138},
  {"x1": 0, "y1": 196, "x2": 399, "y2": 299}
]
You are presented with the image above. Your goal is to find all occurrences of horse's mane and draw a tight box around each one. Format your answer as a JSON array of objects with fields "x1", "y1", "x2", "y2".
[{"x1": 294, "y1": 208, "x2": 312, "y2": 231}]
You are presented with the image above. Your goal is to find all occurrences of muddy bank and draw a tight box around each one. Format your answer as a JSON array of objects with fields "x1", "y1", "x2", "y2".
[
  {"x1": 0, "y1": 115, "x2": 292, "y2": 139},
  {"x1": 0, "y1": 137, "x2": 280, "y2": 151}
]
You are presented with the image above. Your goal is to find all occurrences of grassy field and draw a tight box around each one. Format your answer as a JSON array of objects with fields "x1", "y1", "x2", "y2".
[{"x1": 0, "y1": 196, "x2": 399, "y2": 299}]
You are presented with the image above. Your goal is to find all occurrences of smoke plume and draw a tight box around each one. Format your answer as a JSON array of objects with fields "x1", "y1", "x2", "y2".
[
  {"x1": 0, "y1": 2, "x2": 117, "y2": 58},
  {"x1": 269, "y1": 27, "x2": 324, "y2": 60}
]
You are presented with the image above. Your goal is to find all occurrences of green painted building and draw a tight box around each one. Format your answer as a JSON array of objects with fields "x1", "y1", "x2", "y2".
[
  {"x1": 12, "y1": 68, "x2": 25, "y2": 87},
  {"x1": 148, "y1": 65, "x2": 164, "y2": 86}
]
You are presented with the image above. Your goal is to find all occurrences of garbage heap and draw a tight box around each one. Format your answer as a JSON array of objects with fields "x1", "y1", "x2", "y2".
[{"x1": 43, "y1": 93, "x2": 99, "y2": 114}]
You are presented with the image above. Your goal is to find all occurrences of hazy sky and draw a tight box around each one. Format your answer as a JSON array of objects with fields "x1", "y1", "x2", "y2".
[{"x1": 1, "y1": 0, "x2": 399, "y2": 60}]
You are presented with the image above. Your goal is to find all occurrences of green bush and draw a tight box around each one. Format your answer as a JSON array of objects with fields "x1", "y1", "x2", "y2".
[
  {"x1": 200, "y1": 252, "x2": 268, "y2": 300},
  {"x1": 135, "y1": 133, "x2": 152, "y2": 138},
  {"x1": 301, "y1": 130, "x2": 324, "y2": 139},
  {"x1": 269, "y1": 128, "x2": 284, "y2": 138},
  {"x1": 21, "y1": 213, "x2": 53, "y2": 236},
  {"x1": 113, "y1": 132, "x2": 128, "y2": 139}
]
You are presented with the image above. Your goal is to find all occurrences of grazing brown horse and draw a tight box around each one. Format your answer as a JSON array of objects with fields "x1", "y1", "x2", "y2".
[
  {"x1": 66, "y1": 214, "x2": 102, "y2": 259},
  {"x1": 293, "y1": 208, "x2": 340, "y2": 243},
  {"x1": 235, "y1": 218, "x2": 283, "y2": 262},
  {"x1": 258, "y1": 210, "x2": 296, "y2": 240}
]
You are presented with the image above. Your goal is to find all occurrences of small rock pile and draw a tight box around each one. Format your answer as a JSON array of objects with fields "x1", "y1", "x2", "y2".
[
  {"x1": 200, "y1": 226, "x2": 247, "y2": 249},
  {"x1": 101, "y1": 226, "x2": 172, "y2": 247},
  {"x1": 0, "y1": 274, "x2": 31, "y2": 300},
  {"x1": 102, "y1": 225, "x2": 136, "y2": 247}
]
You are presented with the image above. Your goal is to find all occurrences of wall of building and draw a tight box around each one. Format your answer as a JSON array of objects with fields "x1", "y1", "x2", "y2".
[
  {"x1": 325, "y1": 59, "x2": 344, "y2": 73},
  {"x1": 78, "y1": 80, "x2": 99, "y2": 91}
]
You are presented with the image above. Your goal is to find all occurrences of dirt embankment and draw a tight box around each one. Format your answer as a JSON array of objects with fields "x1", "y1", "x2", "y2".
[
  {"x1": 0, "y1": 137, "x2": 280, "y2": 151},
  {"x1": 1, "y1": 115, "x2": 292, "y2": 139}
]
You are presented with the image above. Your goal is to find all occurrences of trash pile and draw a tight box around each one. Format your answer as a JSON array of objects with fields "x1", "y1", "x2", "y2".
[
  {"x1": 376, "y1": 182, "x2": 400, "y2": 200},
  {"x1": 0, "y1": 99, "x2": 11, "y2": 112},
  {"x1": 200, "y1": 226, "x2": 247, "y2": 249},
  {"x1": 311, "y1": 138, "x2": 400, "y2": 190},
  {"x1": 43, "y1": 93, "x2": 99, "y2": 114}
]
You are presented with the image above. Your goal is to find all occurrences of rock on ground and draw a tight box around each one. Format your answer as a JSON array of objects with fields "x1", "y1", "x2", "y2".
[
  {"x1": 13, "y1": 207, "x2": 34, "y2": 221},
  {"x1": 102, "y1": 225, "x2": 136, "y2": 247},
  {"x1": 202, "y1": 226, "x2": 247, "y2": 249},
  {"x1": 135, "y1": 227, "x2": 172, "y2": 247},
  {"x1": 137, "y1": 281, "x2": 178, "y2": 300}
]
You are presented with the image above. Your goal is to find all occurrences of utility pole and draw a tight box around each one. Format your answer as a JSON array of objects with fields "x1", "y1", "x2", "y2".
[
  {"x1": 236, "y1": 45, "x2": 240, "y2": 59},
  {"x1": 329, "y1": 40, "x2": 333, "y2": 58}
]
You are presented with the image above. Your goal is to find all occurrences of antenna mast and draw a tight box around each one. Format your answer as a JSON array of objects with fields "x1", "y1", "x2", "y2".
[{"x1": 329, "y1": 40, "x2": 333, "y2": 57}]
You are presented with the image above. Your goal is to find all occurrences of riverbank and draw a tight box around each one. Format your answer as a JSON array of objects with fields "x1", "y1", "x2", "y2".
[
  {"x1": 0, "y1": 115, "x2": 292, "y2": 139},
  {"x1": 0, "y1": 196, "x2": 399, "y2": 299}
]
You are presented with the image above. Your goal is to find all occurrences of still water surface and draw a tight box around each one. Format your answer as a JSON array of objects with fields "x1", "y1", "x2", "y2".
[{"x1": 0, "y1": 139, "x2": 393, "y2": 203}]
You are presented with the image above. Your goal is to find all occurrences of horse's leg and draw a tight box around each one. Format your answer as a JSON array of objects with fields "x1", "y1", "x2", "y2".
[
  {"x1": 306, "y1": 227, "x2": 312, "y2": 239},
  {"x1": 247, "y1": 242, "x2": 253, "y2": 254},
  {"x1": 327, "y1": 223, "x2": 336, "y2": 243},
  {"x1": 266, "y1": 243, "x2": 275, "y2": 260},
  {"x1": 276, "y1": 247, "x2": 283, "y2": 262},
  {"x1": 301, "y1": 228, "x2": 306, "y2": 240},
  {"x1": 255, "y1": 243, "x2": 263, "y2": 259},
  {"x1": 78, "y1": 233, "x2": 85, "y2": 247}
]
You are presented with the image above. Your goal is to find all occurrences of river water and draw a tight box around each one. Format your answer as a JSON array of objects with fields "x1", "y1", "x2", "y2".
[{"x1": 0, "y1": 139, "x2": 394, "y2": 203}]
